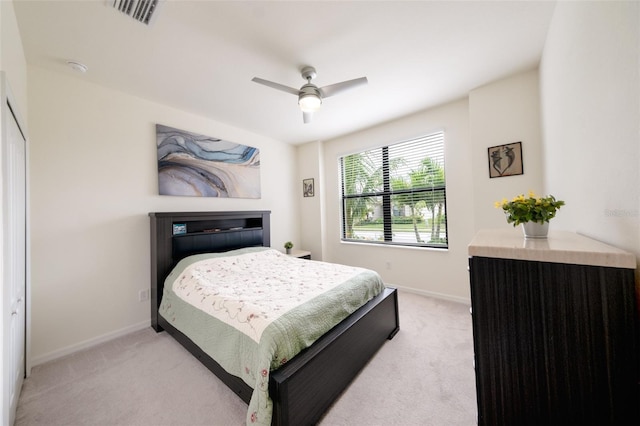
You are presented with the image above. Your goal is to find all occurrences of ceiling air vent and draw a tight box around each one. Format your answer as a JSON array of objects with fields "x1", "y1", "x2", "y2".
[{"x1": 110, "y1": 0, "x2": 162, "y2": 26}]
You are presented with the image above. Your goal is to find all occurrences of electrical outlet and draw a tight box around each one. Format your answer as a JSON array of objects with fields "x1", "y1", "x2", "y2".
[
  {"x1": 385, "y1": 261, "x2": 391, "y2": 270},
  {"x1": 138, "y1": 289, "x2": 150, "y2": 302}
]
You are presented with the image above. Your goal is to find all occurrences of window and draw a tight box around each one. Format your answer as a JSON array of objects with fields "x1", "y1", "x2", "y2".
[{"x1": 340, "y1": 131, "x2": 447, "y2": 248}]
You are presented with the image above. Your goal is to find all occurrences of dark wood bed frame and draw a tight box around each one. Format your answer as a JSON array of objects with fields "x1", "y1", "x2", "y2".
[{"x1": 149, "y1": 210, "x2": 400, "y2": 425}]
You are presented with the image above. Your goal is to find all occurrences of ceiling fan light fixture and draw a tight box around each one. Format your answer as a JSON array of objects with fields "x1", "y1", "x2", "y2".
[
  {"x1": 252, "y1": 66, "x2": 366, "y2": 123},
  {"x1": 298, "y1": 93, "x2": 322, "y2": 112}
]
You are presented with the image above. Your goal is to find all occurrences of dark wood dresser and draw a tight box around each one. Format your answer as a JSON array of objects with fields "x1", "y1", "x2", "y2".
[{"x1": 468, "y1": 229, "x2": 638, "y2": 425}]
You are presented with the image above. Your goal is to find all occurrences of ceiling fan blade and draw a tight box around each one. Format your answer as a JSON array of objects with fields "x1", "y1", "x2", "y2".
[
  {"x1": 319, "y1": 77, "x2": 368, "y2": 98},
  {"x1": 251, "y1": 77, "x2": 299, "y2": 96},
  {"x1": 303, "y1": 111, "x2": 313, "y2": 124}
]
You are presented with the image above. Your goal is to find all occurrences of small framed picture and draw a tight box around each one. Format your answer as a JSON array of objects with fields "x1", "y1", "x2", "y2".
[
  {"x1": 172, "y1": 223, "x2": 187, "y2": 235},
  {"x1": 488, "y1": 142, "x2": 523, "y2": 178},
  {"x1": 303, "y1": 178, "x2": 314, "y2": 197}
]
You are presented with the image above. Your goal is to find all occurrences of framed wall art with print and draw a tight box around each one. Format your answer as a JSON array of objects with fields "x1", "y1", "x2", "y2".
[
  {"x1": 303, "y1": 178, "x2": 314, "y2": 197},
  {"x1": 488, "y1": 141, "x2": 523, "y2": 178},
  {"x1": 156, "y1": 124, "x2": 261, "y2": 198}
]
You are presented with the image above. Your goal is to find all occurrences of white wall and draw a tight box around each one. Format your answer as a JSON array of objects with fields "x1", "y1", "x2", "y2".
[
  {"x1": 28, "y1": 66, "x2": 298, "y2": 364},
  {"x1": 319, "y1": 99, "x2": 474, "y2": 302},
  {"x1": 0, "y1": 0, "x2": 28, "y2": 123},
  {"x1": 297, "y1": 141, "x2": 325, "y2": 260},
  {"x1": 540, "y1": 1, "x2": 639, "y2": 259},
  {"x1": 470, "y1": 69, "x2": 543, "y2": 230}
]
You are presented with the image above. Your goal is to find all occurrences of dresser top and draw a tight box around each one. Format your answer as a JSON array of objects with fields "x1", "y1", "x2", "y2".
[{"x1": 468, "y1": 229, "x2": 636, "y2": 269}]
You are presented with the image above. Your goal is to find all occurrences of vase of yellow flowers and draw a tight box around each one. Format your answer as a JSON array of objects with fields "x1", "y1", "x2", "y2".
[{"x1": 495, "y1": 191, "x2": 565, "y2": 238}]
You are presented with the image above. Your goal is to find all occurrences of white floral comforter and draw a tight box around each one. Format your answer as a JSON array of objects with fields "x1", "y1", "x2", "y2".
[{"x1": 159, "y1": 247, "x2": 385, "y2": 425}]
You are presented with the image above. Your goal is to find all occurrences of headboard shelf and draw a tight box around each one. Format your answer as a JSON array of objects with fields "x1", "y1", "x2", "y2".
[
  {"x1": 172, "y1": 227, "x2": 263, "y2": 237},
  {"x1": 171, "y1": 216, "x2": 263, "y2": 235}
]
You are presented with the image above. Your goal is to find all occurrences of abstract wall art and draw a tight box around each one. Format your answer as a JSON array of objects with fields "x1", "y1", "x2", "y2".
[
  {"x1": 156, "y1": 124, "x2": 261, "y2": 198},
  {"x1": 488, "y1": 141, "x2": 523, "y2": 178}
]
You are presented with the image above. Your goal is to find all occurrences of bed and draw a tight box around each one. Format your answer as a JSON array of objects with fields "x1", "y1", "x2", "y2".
[{"x1": 149, "y1": 210, "x2": 399, "y2": 425}]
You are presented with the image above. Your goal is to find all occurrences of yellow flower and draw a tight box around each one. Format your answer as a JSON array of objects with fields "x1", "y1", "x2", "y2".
[
  {"x1": 496, "y1": 192, "x2": 565, "y2": 226},
  {"x1": 494, "y1": 198, "x2": 509, "y2": 209}
]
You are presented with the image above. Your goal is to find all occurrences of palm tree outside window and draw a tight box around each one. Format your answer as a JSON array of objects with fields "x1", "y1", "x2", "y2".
[{"x1": 340, "y1": 131, "x2": 447, "y2": 248}]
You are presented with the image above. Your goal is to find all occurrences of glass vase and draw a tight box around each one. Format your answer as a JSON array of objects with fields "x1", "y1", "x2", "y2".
[{"x1": 522, "y1": 221, "x2": 549, "y2": 239}]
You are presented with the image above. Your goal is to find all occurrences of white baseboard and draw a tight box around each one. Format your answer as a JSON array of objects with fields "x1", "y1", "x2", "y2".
[
  {"x1": 389, "y1": 284, "x2": 471, "y2": 305},
  {"x1": 30, "y1": 320, "x2": 150, "y2": 367}
]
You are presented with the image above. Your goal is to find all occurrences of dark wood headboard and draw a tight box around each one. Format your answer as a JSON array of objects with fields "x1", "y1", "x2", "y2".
[{"x1": 149, "y1": 210, "x2": 271, "y2": 331}]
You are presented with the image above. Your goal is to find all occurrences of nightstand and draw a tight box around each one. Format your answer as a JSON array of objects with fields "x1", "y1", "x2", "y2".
[{"x1": 286, "y1": 249, "x2": 311, "y2": 260}]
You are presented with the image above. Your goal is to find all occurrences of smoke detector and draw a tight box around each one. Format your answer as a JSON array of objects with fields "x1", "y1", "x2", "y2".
[
  {"x1": 66, "y1": 61, "x2": 88, "y2": 73},
  {"x1": 108, "y1": 0, "x2": 163, "y2": 26}
]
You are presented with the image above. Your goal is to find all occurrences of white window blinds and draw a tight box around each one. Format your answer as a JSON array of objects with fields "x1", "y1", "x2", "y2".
[{"x1": 340, "y1": 131, "x2": 447, "y2": 248}]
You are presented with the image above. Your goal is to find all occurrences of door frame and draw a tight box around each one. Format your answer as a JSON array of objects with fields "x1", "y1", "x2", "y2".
[{"x1": 1, "y1": 71, "x2": 30, "y2": 425}]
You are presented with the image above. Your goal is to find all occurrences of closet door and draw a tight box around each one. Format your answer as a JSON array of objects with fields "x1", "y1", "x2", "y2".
[{"x1": 2, "y1": 78, "x2": 27, "y2": 426}]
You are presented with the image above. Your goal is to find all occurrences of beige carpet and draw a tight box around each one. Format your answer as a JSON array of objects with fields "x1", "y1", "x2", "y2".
[{"x1": 16, "y1": 290, "x2": 477, "y2": 425}]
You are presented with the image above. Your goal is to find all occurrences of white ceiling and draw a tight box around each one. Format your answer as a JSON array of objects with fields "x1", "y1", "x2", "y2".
[{"x1": 14, "y1": 0, "x2": 556, "y2": 145}]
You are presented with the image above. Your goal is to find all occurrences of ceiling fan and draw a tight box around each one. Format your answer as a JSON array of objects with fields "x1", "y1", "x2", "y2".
[{"x1": 252, "y1": 66, "x2": 368, "y2": 124}]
